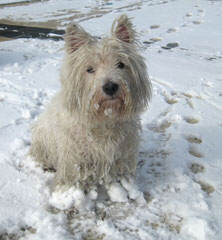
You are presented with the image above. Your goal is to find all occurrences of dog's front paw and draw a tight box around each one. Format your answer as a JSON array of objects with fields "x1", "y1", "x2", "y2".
[
  {"x1": 106, "y1": 178, "x2": 145, "y2": 204},
  {"x1": 120, "y1": 177, "x2": 146, "y2": 204}
]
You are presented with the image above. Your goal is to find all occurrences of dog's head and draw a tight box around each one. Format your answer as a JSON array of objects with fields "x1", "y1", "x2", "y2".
[{"x1": 61, "y1": 15, "x2": 151, "y2": 124}]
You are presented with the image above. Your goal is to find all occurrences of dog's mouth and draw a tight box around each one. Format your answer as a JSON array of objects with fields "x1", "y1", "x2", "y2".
[
  {"x1": 93, "y1": 97, "x2": 124, "y2": 118},
  {"x1": 100, "y1": 97, "x2": 123, "y2": 107},
  {"x1": 90, "y1": 88, "x2": 129, "y2": 120},
  {"x1": 99, "y1": 98, "x2": 123, "y2": 109}
]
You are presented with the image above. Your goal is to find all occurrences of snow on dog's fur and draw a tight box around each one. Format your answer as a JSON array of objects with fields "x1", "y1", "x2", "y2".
[{"x1": 30, "y1": 15, "x2": 152, "y2": 195}]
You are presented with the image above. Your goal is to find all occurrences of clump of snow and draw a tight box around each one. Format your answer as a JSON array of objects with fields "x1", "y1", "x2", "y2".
[
  {"x1": 107, "y1": 182, "x2": 128, "y2": 202},
  {"x1": 104, "y1": 108, "x2": 113, "y2": 116},
  {"x1": 88, "y1": 187, "x2": 98, "y2": 201},
  {"x1": 49, "y1": 187, "x2": 95, "y2": 211}
]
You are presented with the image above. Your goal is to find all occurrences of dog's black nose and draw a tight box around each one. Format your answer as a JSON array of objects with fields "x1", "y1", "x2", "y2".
[{"x1": 102, "y1": 81, "x2": 119, "y2": 96}]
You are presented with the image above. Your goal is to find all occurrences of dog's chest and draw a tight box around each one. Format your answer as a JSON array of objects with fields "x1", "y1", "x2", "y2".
[
  {"x1": 90, "y1": 127, "x2": 125, "y2": 159},
  {"x1": 73, "y1": 124, "x2": 132, "y2": 161}
]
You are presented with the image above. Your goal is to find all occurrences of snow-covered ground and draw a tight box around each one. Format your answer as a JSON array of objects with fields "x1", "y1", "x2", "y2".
[{"x1": 0, "y1": 0, "x2": 222, "y2": 239}]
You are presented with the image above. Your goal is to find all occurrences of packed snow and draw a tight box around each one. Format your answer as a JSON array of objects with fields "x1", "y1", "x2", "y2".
[{"x1": 0, "y1": 0, "x2": 222, "y2": 239}]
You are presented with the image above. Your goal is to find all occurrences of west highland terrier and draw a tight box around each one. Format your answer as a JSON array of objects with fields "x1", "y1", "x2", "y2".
[{"x1": 30, "y1": 15, "x2": 152, "y2": 204}]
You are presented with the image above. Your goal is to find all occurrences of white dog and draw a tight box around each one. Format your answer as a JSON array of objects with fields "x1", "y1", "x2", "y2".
[{"x1": 30, "y1": 15, "x2": 151, "y2": 201}]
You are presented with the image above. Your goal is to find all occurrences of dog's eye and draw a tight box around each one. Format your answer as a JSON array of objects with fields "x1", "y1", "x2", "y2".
[
  {"x1": 87, "y1": 66, "x2": 95, "y2": 73},
  {"x1": 117, "y1": 61, "x2": 125, "y2": 69}
]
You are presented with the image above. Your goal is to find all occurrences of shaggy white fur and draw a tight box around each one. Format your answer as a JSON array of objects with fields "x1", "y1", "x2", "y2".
[{"x1": 30, "y1": 15, "x2": 152, "y2": 193}]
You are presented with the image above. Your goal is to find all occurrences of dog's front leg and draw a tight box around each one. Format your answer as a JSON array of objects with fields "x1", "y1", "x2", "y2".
[
  {"x1": 107, "y1": 154, "x2": 145, "y2": 203},
  {"x1": 54, "y1": 137, "x2": 81, "y2": 189}
]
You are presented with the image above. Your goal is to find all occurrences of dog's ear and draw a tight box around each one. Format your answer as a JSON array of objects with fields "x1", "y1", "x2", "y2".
[
  {"x1": 111, "y1": 15, "x2": 136, "y2": 43},
  {"x1": 64, "y1": 23, "x2": 92, "y2": 53}
]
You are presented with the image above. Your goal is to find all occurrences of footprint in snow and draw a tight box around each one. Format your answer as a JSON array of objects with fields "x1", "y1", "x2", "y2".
[
  {"x1": 162, "y1": 42, "x2": 179, "y2": 50},
  {"x1": 167, "y1": 27, "x2": 178, "y2": 33},
  {"x1": 192, "y1": 20, "x2": 202, "y2": 25},
  {"x1": 184, "y1": 116, "x2": 200, "y2": 124},
  {"x1": 164, "y1": 96, "x2": 179, "y2": 105},
  {"x1": 196, "y1": 180, "x2": 215, "y2": 195},
  {"x1": 188, "y1": 145, "x2": 204, "y2": 158},
  {"x1": 150, "y1": 24, "x2": 160, "y2": 29},
  {"x1": 190, "y1": 163, "x2": 205, "y2": 174},
  {"x1": 186, "y1": 12, "x2": 193, "y2": 17},
  {"x1": 149, "y1": 120, "x2": 172, "y2": 133},
  {"x1": 185, "y1": 135, "x2": 202, "y2": 144}
]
